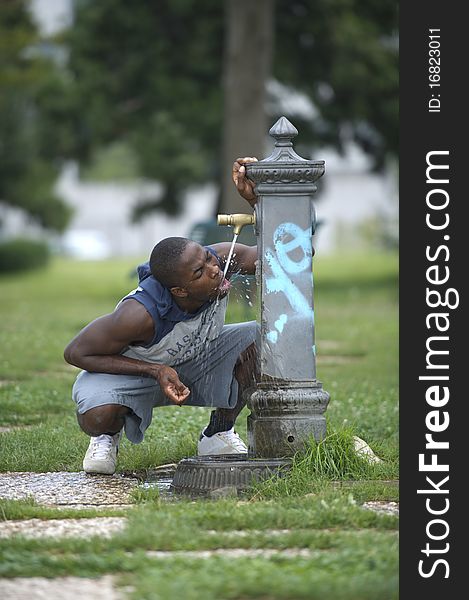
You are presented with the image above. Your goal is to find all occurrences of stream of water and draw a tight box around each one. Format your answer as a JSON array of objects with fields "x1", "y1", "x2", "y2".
[{"x1": 223, "y1": 233, "x2": 239, "y2": 279}]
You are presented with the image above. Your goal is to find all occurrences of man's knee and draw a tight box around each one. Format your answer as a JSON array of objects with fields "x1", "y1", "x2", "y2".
[{"x1": 77, "y1": 404, "x2": 129, "y2": 436}]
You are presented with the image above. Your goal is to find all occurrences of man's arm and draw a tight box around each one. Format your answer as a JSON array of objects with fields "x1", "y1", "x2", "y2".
[
  {"x1": 63, "y1": 300, "x2": 190, "y2": 405},
  {"x1": 210, "y1": 242, "x2": 257, "y2": 275},
  {"x1": 210, "y1": 156, "x2": 259, "y2": 274}
]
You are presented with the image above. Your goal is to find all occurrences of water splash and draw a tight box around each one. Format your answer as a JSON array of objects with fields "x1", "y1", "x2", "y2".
[{"x1": 141, "y1": 477, "x2": 174, "y2": 498}]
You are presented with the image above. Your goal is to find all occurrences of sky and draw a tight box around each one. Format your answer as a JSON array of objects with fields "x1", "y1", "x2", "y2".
[{"x1": 29, "y1": 0, "x2": 73, "y2": 35}]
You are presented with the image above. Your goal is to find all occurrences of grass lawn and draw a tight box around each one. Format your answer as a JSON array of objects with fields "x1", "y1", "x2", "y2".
[{"x1": 0, "y1": 252, "x2": 398, "y2": 599}]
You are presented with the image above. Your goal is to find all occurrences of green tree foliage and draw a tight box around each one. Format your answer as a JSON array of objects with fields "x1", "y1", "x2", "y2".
[
  {"x1": 274, "y1": 0, "x2": 398, "y2": 169},
  {"x1": 1, "y1": 0, "x2": 397, "y2": 225},
  {"x1": 65, "y1": 0, "x2": 397, "y2": 217},
  {"x1": 0, "y1": 0, "x2": 72, "y2": 232},
  {"x1": 0, "y1": 237, "x2": 50, "y2": 272},
  {"x1": 66, "y1": 0, "x2": 224, "y2": 217}
]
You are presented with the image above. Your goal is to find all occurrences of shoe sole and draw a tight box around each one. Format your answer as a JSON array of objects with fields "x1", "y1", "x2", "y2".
[
  {"x1": 83, "y1": 469, "x2": 116, "y2": 475},
  {"x1": 197, "y1": 449, "x2": 247, "y2": 456},
  {"x1": 83, "y1": 461, "x2": 116, "y2": 475}
]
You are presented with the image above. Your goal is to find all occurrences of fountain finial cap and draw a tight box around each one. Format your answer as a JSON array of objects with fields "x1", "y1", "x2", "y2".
[
  {"x1": 245, "y1": 115, "x2": 325, "y2": 191},
  {"x1": 269, "y1": 117, "x2": 298, "y2": 147}
]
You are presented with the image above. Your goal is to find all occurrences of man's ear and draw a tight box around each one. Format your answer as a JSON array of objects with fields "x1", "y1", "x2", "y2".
[{"x1": 170, "y1": 286, "x2": 188, "y2": 298}]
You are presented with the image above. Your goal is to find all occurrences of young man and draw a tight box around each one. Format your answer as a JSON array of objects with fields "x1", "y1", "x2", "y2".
[{"x1": 64, "y1": 157, "x2": 258, "y2": 475}]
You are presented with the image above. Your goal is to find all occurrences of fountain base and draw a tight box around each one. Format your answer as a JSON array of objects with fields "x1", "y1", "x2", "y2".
[
  {"x1": 170, "y1": 455, "x2": 291, "y2": 497},
  {"x1": 247, "y1": 381, "x2": 330, "y2": 458}
]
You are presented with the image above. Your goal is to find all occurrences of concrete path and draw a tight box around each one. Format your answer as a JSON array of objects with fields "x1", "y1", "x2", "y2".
[
  {"x1": 0, "y1": 517, "x2": 127, "y2": 539},
  {"x1": 0, "y1": 471, "x2": 138, "y2": 508},
  {"x1": 0, "y1": 575, "x2": 126, "y2": 600}
]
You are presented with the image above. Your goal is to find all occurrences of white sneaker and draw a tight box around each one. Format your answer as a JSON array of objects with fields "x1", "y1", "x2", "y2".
[
  {"x1": 83, "y1": 431, "x2": 122, "y2": 475},
  {"x1": 198, "y1": 427, "x2": 248, "y2": 456}
]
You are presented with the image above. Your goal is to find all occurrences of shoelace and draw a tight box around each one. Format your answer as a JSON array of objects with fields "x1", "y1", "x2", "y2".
[
  {"x1": 90, "y1": 434, "x2": 115, "y2": 459},
  {"x1": 217, "y1": 430, "x2": 247, "y2": 451}
]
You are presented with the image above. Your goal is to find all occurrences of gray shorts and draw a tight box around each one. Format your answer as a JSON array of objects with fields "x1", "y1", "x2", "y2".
[{"x1": 72, "y1": 321, "x2": 256, "y2": 443}]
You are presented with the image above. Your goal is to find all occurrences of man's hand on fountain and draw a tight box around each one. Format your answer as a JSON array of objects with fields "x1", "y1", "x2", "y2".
[
  {"x1": 233, "y1": 157, "x2": 258, "y2": 206},
  {"x1": 155, "y1": 365, "x2": 190, "y2": 406}
]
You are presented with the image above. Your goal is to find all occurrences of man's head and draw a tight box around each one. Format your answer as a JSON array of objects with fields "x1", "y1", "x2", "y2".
[
  {"x1": 150, "y1": 237, "x2": 191, "y2": 289},
  {"x1": 150, "y1": 237, "x2": 227, "y2": 307}
]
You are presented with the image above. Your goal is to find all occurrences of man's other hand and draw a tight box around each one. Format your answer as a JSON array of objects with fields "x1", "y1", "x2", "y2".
[{"x1": 155, "y1": 365, "x2": 190, "y2": 405}]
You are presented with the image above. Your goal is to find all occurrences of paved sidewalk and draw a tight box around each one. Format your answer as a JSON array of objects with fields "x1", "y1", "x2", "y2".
[
  {"x1": 0, "y1": 575, "x2": 126, "y2": 600},
  {"x1": 0, "y1": 471, "x2": 138, "y2": 507}
]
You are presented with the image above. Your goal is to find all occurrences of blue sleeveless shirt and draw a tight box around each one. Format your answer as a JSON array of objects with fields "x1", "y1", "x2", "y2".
[{"x1": 118, "y1": 246, "x2": 229, "y2": 366}]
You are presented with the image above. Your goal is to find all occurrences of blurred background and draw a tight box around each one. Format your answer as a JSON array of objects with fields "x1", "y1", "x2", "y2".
[{"x1": 0, "y1": 0, "x2": 398, "y2": 269}]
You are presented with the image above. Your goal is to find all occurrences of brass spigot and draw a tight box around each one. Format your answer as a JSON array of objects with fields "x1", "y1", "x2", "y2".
[{"x1": 217, "y1": 212, "x2": 256, "y2": 235}]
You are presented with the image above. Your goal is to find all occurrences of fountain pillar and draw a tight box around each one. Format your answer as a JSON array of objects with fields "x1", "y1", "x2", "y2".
[{"x1": 246, "y1": 116, "x2": 330, "y2": 457}]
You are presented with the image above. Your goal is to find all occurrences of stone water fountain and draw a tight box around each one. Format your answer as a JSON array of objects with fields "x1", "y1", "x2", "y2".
[{"x1": 171, "y1": 116, "x2": 330, "y2": 496}]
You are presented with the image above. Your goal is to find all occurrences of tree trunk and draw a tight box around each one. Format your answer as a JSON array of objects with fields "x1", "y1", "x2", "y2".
[{"x1": 220, "y1": 0, "x2": 274, "y2": 215}]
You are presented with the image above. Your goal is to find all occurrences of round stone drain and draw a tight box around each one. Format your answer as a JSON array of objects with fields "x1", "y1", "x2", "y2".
[{"x1": 170, "y1": 455, "x2": 291, "y2": 497}]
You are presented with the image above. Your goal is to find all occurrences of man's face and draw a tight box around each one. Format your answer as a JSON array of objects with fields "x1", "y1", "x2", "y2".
[{"x1": 174, "y1": 242, "x2": 230, "y2": 303}]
